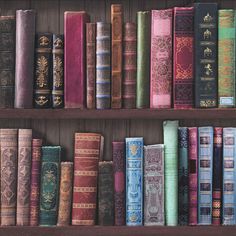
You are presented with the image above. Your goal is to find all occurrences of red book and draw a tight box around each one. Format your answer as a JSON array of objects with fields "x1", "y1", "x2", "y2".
[
  {"x1": 64, "y1": 11, "x2": 90, "y2": 108},
  {"x1": 173, "y1": 7, "x2": 194, "y2": 109}
]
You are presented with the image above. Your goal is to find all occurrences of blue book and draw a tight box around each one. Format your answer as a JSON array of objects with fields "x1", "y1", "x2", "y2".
[
  {"x1": 198, "y1": 127, "x2": 213, "y2": 225},
  {"x1": 126, "y1": 137, "x2": 143, "y2": 226}
]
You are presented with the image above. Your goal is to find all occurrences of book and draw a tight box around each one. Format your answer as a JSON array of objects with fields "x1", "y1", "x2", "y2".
[
  {"x1": 0, "y1": 16, "x2": 15, "y2": 108},
  {"x1": 150, "y1": 9, "x2": 173, "y2": 109},
  {"x1": 15, "y1": 10, "x2": 35, "y2": 108},
  {"x1": 39, "y1": 146, "x2": 61, "y2": 226},
  {"x1": 144, "y1": 144, "x2": 164, "y2": 226},
  {"x1": 136, "y1": 11, "x2": 150, "y2": 109},
  {"x1": 64, "y1": 11, "x2": 90, "y2": 108},
  {"x1": 194, "y1": 3, "x2": 218, "y2": 108},
  {"x1": 126, "y1": 137, "x2": 143, "y2": 226},
  {"x1": 198, "y1": 127, "x2": 213, "y2": 225},
  {"x1": 163, "y1": 120, "x2": 178, "y2": 226},
  {"x1": 173, "y1": 7, "x2": 194, "y2": 109}
]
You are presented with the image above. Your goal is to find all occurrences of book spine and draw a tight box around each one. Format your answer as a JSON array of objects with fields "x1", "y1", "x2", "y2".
[
  {"x1": 150, "y1": 9, "x2": 173, "y2": 109},
  {"x1": 15, "y1": 10, "x2": 35, "y2": 108},
  {"x1": 126, "y1": 137, "x2": 143, "y2": 226},
  {"x1": 96, "y1": 22, "x2": 111, "y2": 109},
  {"x1": 163, "y1": 120, "x2": 179, "y2": 226},
  {"x1": 39, "y1": 146, "x2": 61, "y2": 226},
  {"x1": 144, "y1": 144, "x2": 164, "y2": 226},
  {"x1": 52, "y1": 34, "x2": 64, "y2": 108},
  {"x1": 218, "y1": 10, "x2": 236, "y2": 107},
  {"x1": 136, "y1": 11, "x2": 150, "y2": 109},
  {"x1": 198, "y1": 127, "x2": 213, "y2": 225}
]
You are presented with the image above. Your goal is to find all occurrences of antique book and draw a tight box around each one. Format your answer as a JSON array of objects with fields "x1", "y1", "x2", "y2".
[
  {"x1": 39, "y1": 146, "x2": 61, "y2": 226},
  {"x1": 123, "y1": 22, "x2": 137, "y2": 109},
  {"x1": 15, "y1": 10, "x2": 35, "y2": 108},
  {"x1": 57, "y1": 162, "x2": 73, "y2": 226},
  {"x1": 126, "y1": 137, "x2": 143, "y2": 226},
  {"x1": 98, "y1": 161, "x2": 114, "y2": 226},
  {"x1": 136, "y1": 11, "x2": 150, "y2": 109},
  {"x1": 194, "y1": 3, "x2": 218, "y2": 108},
  {"x1": 0, "y1": 16, "x2": 15, "y2": 108},
  {"x1": 0, "y1": 129, "x2": 18, "y2": 226},
  {"x1": 218, "y1": 10, "x2": 236, "y2": 107},
  {"x1": 198, "y1": 127, "x2": 213, "y2": 225},
  {"x1": 52, "y1": 34, "x2": 64, "y2": 108},
  {"x1": 112, "y1": 141, "x2": 125, "y2": 226},
  {"x1": 29, "y1": 139, "x2": 42, "y2": 226},
  {"x1": 72, "y1": 133, "x2": 101, "y2": 225},
  {"x1": 150, "y1": 9, "x2": 173, "y2": 109},
  {"x1": 86, "y1": 23, "x2": 96, "y2": 109},
  {"x1": 144, "y1": 144, "x2": 164, "y2": 226},
  {"x1": 64, "y1": 11, "x2": 90, "y2": 108},
  {"x1": 34, "y1": 33, "x2": 53, "y2": 108},
  {"x1": 173, "y1": 7, "x2": 194, "y2": 109},
  {"x1": 163, "y1": 120, "x2": 179, "y2": 226},
  {"x1": 188, "y1": 127, "x2": 198, "y2": 225},
  {"x1": 16, "y1": 129, "x2": 32, "y2": 226},
  {"x1": 96, "y1": 22, "x2": 111, "y2": 109},
  {"x1": 178, "y1": 127, "x2": 188, "y2": 225},
  {"x1": 111, "y1": 4, "x2": 123, "y2": 109}
]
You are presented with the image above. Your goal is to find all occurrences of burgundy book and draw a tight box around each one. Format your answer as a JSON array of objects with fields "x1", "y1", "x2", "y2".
[
  {"x1": 64, "y1": 11, "x2": 90, "y2": 108},
  {"x1": 173, "y1": 7, "x2": 194, "y2": 109}
]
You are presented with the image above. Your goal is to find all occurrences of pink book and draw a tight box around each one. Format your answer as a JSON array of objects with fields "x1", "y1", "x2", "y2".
[
  {"x1": 150, "y1": 9, "x2": 173, "y2": 109},
  {"x1": 64, "y1": 11, "x2": 90, "y2": 108}
]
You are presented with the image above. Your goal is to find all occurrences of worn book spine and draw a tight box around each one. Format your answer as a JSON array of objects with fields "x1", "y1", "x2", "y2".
[
  {"x1": 57, "y1": 162, "x2": 73, "y2": 226},
  {"x1": 144, "y1": 144, "x2": 164, "y2": 226},
  {"x1": 0, "y1": 16, "x2": 15, "y2": 108},
  {"x1": 163, "y1": 120, "x2": 179, "y2": 226},
  {"x1": 72, "y1": 133, "x2": 101, "y2": 225},
  {"x1": 123, "y1": 22, "x2": 137, "y2": 109},
  {"x1": 126, "y1": 137, "x2": 143, "y2": 226},
  {"x1": 150, "y1": 9, "x2": 172, "y2": 109},
  {"x1": 136, "y1": 11, "x2": 150, "y2": 109},
  {"x1": 29, "y1": 139, "x2": 42, "y2": 226},
  {"x1": 15, "y1": 10, "x2": 35, "y2": 108},
  {"x1": 64, "y1": 11, "x2": 90, "y2": 108},
  {"x1": 194, "y1": 3, "x2": 218, "y2": 108},
  {"x1": 0, "y1": 129, "x2": 18, "y2": 226},
  {"x1": 52, "y1": 34, "x2": 64, "y2": 108},
  {"x1": 39, "y1": 146, "x2": 61, "y2": 226},
  {"x1": 173, "y1": 7, "x2": 194, "y2": 109}
]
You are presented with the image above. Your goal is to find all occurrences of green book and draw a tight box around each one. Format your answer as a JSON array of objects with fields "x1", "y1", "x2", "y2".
[
  {"x1": 163, "y1": 120, "x2": 179, "y2": 226},
  {"x1": 136, "y1": 11, "x2": 150, "y2": 108},
  {"x1": 39, "y1": 146, "x2": 61, "y2": 226}
]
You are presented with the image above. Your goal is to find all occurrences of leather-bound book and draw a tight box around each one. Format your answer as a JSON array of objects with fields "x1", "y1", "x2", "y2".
[
  {"x1": 34, "y1": 33, "x2": 53, "y2": 108},
  {"x1": 173, "y1": 7, "x2": 194, "y2": 109},
  {"x1": 112, "y1": 141, "x2": 125, "y2": 226},
  {"x1": 123, "y1": 22, "x2": 136, "y2": 109},
  {"x1": 96, "y1": 22, "x2": 111, "y2": 109},
  {"x1": 136, "y1": 11, "x2": 150, "y2": 108},
  {"x1": 29, "y1": 139, "x2": 42, "y2": 226},
  {"x1": 150, "y1": 9, "x2": 173, "y2": 109},
  {"x1": 98, "y1": 161, "x2": 114, "y2": 226},
  {"x1": 57, "y1": 162, "x2": 73, "y2": 226},
  {"x1": 72, "y1": 133, "x2": 101, "y2": 225},
  {"x1": 0, "y1": 129, "x2": 18, "y2": 226},
  {"x1": 15, "y1": 10, "x2": 35, "y2": 108},
  {"x1": 52, "y1": 34, "x2": 64, "y2": 109},
  {"x1": 64, "y1": 11, "x2": 90, "y2": 108},
  {"x1": 111, "y1": 4, "x2": 123, "y2": 109},
  {"x1": 0, "y1": 16, "x2": 15, "y2": 108},
  {"x1": 39, "y1": 146, "x2": 61, "y2": 226},
  {"x1": 86, "y1": 23, "x2": 96, "y2": 109},
  {"x1": 194, "y1": 3, "x2": 218, "y2": 108},
  {"x1": 16, "y1": 129, "x2": 32, "y2": 226}
]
